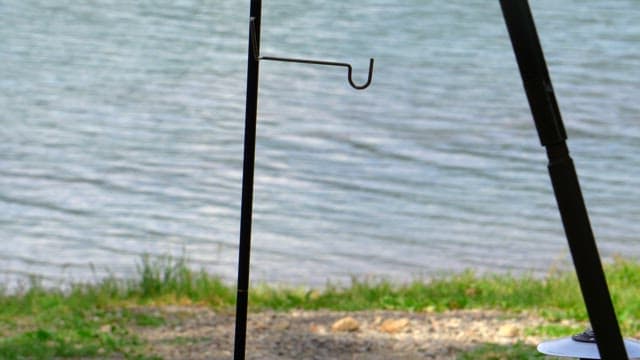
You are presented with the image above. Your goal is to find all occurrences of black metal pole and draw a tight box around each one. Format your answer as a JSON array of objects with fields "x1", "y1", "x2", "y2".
[
  {"x1": 233, "y1": 0, "x2": 261, "y2": 359},
  {"x1": 499, "y1": 1, "x2": 628, "y2": 359}
]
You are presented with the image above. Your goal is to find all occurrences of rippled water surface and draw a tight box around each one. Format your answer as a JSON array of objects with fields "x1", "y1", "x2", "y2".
[{"x1": 1, "y1": 0, "x2": 639, "y2": 286}]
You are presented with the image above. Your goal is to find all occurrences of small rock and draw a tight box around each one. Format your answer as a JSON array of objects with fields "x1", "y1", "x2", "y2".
[
  {"x1": 253, "y1": 320, "x2": 268, "y2": 330},
  {"x1": 497, "y1": 324, "x2": 519, "y2": 337},
  {"x1": 309, "y1": 323, "x2": 327, "y2": 335},
  {"x1": 446, "y1": 318, "x2": 461, "y2": 328},
  {"x1": 331, "y1": 316, "x2": 360, "y2": 332},
  {"x1": 99, "y1": 324, "x2": 112, "y2": 333},
  {"x1": 273, "y1": 320, "x2": 290, "y2": 331},
  {"x1": 379, "y1": 318, "x2": 410, "y2": 333}
]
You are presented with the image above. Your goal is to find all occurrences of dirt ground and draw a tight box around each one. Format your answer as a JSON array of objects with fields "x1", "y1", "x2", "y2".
[{"x1": 128, "y1": 306, "x2": 563, "y2": 359}]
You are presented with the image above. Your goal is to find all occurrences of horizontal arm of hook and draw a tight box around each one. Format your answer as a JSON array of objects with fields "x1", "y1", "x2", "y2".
[
  {"x1": 249, "y1": 18, "x2": 374, "y2": 90},
  {"x1": 260, "y1": 56, "x2": 374, "y2": 90}
]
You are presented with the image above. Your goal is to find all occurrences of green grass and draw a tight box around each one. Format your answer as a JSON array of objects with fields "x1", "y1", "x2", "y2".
[
  {"x1": 0, "y1": 255, "x2": 231, "y2": 360},
  {"x1": 250, "y1": 268, "x2": 580, "y2": 313},
  {"x1": 1, "y1": 255, "x2": 639, "y2": 359},
  {"x1": 250, "y1": 258, "x2": 640, "y2": 335}
]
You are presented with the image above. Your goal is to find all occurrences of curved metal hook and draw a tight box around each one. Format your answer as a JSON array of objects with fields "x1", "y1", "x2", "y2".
[
  {"x1": 346, "y1": 58, "x2": 374, "y2": 90},
  {"x1": 249, "y1": 18, "x2": 374, "y2": 90},
  {"x1": 259, "y1": 56, "x2": 375, "y2": 90}
]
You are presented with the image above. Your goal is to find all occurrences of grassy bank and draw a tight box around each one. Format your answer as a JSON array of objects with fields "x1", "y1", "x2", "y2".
[{"x1": 1, "y1": 255, "x2": 639, "y2": 359}]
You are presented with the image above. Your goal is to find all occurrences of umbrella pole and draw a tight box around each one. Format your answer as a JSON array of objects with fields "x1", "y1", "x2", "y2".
[
  {"x1": 499, "y1": 1, "x2": 627, "y2": 359},
  {"x1": 233, "y1": 0, "x2": 262, "y2": 359}
]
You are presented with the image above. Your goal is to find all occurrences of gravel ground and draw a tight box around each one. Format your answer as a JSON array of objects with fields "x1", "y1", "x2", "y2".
[{"x1": 129, "y1": 306, "x2": 564, "y2": 359}]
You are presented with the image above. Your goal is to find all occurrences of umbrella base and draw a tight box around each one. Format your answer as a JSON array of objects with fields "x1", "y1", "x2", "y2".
[{"x1": 537, "y1": 336, "x2": 640, "y2": 359}]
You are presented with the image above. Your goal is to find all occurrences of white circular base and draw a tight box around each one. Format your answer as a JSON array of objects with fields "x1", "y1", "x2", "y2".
[{"x1": 537, "y1": 337, "x2": 640, "y2": 359}]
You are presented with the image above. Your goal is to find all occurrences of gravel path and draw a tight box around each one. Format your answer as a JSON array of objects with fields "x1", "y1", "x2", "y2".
[{"x1": 129, "y1": 306, "x2": 563, "y2": 359}]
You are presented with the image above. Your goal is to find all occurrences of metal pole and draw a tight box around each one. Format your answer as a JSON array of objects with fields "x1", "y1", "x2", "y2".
[
  {"x1": 233, "y1": 0, "x2": 261, "y2": 358},
  {"x1": 499, "y1": 1, "x2": 628, "y2": 359}
]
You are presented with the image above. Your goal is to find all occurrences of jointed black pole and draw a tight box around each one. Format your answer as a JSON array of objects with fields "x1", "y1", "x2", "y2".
[
  {"x1": 234, "y1": 0, "x2": 262, "y2": 359},
  {"x1": 499, "y1": 1, "x2": 628, "y2": 359}
]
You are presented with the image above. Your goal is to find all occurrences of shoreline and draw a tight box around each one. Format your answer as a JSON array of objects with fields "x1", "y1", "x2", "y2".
[{"x1": 1, "y1": 256, "x2": 638, "y2": 359}]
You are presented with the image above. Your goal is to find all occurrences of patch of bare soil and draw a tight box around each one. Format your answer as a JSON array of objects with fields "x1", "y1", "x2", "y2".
[{"x1": 127, "y1": 306, "x2": 564, "y2": 359}]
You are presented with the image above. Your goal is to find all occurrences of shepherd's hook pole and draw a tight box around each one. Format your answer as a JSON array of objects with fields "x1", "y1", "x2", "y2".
[
  {"x1": 233, "y1": 1, "x2": 375, "y2": 357},
  {"x1": 499, "y1": 1, "x2": 628, "y2": 359},
  {"x1": 233, "y1": 0, "x2": 262, "y2": 359}
]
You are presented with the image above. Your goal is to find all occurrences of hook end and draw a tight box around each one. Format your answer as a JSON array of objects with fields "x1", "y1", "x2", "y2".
[{"x1": 348, "y1": 58, "x2": 375, "y2": 90}]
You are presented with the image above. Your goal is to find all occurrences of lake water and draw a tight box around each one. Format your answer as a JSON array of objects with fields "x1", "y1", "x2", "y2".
[{"x1": 1, "y1": 0, "x2": 639, "y2": 287}]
